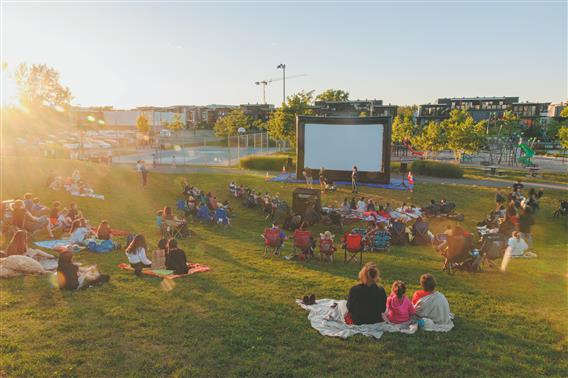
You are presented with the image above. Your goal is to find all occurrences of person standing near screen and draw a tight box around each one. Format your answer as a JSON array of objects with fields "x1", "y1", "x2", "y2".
[
  {"x1": 352, "y1": 166, "x2": 359, "y2": 194},
  {"x1": 303, "y1": 167, "x2": 313, "y2": 189},
  {"x1": 319, "y1": 167, "x2": 326, "y2": 193}
]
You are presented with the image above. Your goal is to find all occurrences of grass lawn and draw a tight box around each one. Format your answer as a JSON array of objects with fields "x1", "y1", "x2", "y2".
[{"x1": 1, "y1": 156, "x2": 567, "y2": 377}]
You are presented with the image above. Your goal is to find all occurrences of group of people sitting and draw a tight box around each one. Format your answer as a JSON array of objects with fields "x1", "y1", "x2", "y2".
[
  {"x1": 230, "y1": 181, "x2": 283, "y2": 220},
  {"x1": 124, "y1": 234, "x2": 189, "y2": 276},
  {"x1": 176, "y1": 179, "x2": 231, "y2": 225},
  {"x1": 305, "y1": 262, "x2": 452, "y2": 327},
  {"x1": 47, "y1": 169, "x2": 95, "y2": 196},
  {"x1": 422, "y1": 198, "x2": 457, "y2": 217}
]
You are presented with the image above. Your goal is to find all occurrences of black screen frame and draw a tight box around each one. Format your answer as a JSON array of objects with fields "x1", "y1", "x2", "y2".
[{"x1": 296, "y1": 116, "x2": 392, "y2": 184}]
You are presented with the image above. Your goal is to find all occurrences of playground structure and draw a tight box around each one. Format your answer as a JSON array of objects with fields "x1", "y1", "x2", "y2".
[{"x1": 518, "y1": 139, "x2": 536, "y2": 167}]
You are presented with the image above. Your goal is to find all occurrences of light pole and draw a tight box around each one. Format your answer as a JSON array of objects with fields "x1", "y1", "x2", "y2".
[
  {"x1": 255, "y1": 80, "x2": 268, "y2": 104},
  {"x1": 276, "y1": 63, "x2": 286, "y2": 104}
]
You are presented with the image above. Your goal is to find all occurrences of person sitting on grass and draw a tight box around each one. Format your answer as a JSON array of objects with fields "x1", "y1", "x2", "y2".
[
  {"x1": 125, "y1": 234, "x2": 152, "y2": 276},
  {"x1": 57, "y1": 251, "x2": 109, "y2": 290},
  {"x1": 386, "y1": 280, "x2": 415, "y2": 324},
  {"x1": 1, "y1": 230, "x2": 55, "y2": 260},
  {"x1": 10, "y1": 200, "x2": 54, "y2": 238},
  {"x1": 54, "y1": 208, "x2": 72, "y2": 232},
  {"x1": 165, "y1": 238, "x2": 189, "y2": 275},
  {"x1": 96, "y1": 220, "x2": 112, "y2": 241},
  {"x1": 67, "y1": 202, "x2": 83, "y2": 222},
  {"x1": 31, "y1": 198, "x2": 48, "y2": 216},
  {"x1": 345, "y1": 262, "x2": 387, "y2": 325},
  {"x1": 68, "y1": 219, "x2": 93, "y2": 246},
  {"x1": 49, "y1": 201, "x2": 62, "y2": 226},
  {"x1": 412, "y1": 273, "x2": 452, "y2": 325}
]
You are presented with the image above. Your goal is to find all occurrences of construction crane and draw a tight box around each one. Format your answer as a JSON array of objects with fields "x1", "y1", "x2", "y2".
[{"x1": 254, "y1": 74, "x2": 307, "y2": 104}]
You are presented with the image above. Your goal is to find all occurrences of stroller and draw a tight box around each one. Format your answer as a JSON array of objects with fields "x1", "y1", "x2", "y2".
[
  {"x1": 479, "y1": 232, "x2": 507, "y2": 270},
  {"x1": 441, "y1": 235, "x2": 480, "y2": 274},
  {"x1": 553, "y1": 200, "x2": 568, "y2": 217}
]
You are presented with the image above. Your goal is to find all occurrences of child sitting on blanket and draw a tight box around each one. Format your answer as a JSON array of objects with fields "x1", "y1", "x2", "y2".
[
  {"x1": 152, "y1": 238, "x2": 167, "y2": 269},
  {"x1": 57, "y1": 251, "x2": 109, "y2": 290},
  {"x1": 68, "y1": 219, "x2": 93, "y2": 246},
  {"x1": 125, "y1": 234, "x2": 152, "y2": 276},
  {"x1": 412, "y1": 274, "x2": 453, "y2": 325},
  {"x1": 386, "y1": 280, "x2": 415, "y2": 324}
]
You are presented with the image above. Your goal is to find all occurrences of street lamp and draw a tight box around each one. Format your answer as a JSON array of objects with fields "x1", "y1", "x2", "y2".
[{"x1": 276, "y1": 63, "x2": 286, "y2": 104}]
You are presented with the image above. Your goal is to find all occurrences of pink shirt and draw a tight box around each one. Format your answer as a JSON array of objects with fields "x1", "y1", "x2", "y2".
[{"x1": 386, "y1": 294, "x2": 416, "y2": 324}]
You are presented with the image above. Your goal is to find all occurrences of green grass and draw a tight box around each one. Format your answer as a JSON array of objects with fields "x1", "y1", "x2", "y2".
[{"x1": 1, "y1": 156, "x2": 567, "y2": 377}]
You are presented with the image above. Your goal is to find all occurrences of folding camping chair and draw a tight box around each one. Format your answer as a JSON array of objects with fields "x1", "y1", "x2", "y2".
[
  {"x1": 263, "y1": 228, "x2": 283, "y2": 257},
  {"x1": 412, "y1": 221, "x2": 431, "y2": 245},
  {"x1": 215, "y1": 207, "x2": 230, "y2": 227},
  {"x1": 292, "y1": 229, "x2": 312, "y2": 257},
  {"x1": 390, "y1": 221, "x2": 409, "y2": 245},
  {"x1": 343, "y1": 233, "x2": 364, "y2": 265},
  {"x1": 319, "y1": 237, "x2": 336, "y2": 263},
  {"x1": 163, "y1": 219, "x2": 188, "y2": 239},
  {"x1": 371, "y1": 230, "x2": 391, "y2": 252}
]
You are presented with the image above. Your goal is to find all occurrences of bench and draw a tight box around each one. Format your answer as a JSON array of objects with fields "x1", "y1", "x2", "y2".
[{"x1": 526, "y1": 166, "x2": 542, "y2": 178}]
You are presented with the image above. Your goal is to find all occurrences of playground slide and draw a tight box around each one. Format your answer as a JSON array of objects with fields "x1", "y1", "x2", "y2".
[
  {"x1": 402, "y1": 140, "x2": 424, "y2": 157},
  {"x1": 518, "y1": 143, "x2": 535, "y2": 167}
]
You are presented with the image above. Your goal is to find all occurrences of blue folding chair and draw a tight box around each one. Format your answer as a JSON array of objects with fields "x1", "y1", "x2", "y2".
[{"x1": 215, "y1": 207, "x2": 230, "y2": 226}]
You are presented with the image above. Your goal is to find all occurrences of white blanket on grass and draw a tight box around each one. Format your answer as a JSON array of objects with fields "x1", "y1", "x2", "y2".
[{"x1": 297, "y1": 298, "x2": 453, "y2": 339}]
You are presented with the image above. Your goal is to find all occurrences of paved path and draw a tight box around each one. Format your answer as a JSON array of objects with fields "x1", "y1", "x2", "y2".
[{"x1": 117, "y1": 162, "x2": 568, "y2": 191}]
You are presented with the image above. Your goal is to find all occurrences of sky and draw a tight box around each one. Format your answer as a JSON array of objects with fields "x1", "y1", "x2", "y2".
[{"x1": 1, "y1": 1, "x2": 566, "y2": 108}]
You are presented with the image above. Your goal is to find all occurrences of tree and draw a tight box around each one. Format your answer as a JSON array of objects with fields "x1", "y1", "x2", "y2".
[
  {"x1": 213, "y1": 108, "x2": 251, "y2": 137},
  {"x1": 391, "y1": 114, "x2": 415, "y2": 143},
  {"x1": 359, "y1": 111, "x2": 368, "y2": 117},
  {"x1": 443, "y1": 109, "x2": 487, "y2": 161},
  {"x1": 266, "y1": 90, "x2": 314, "y2": 145},
  {"x1": 315, "y1": 89, "x2": 349, "y2": 102},
  {"x1": 412, "y1": 121, "x2": 446, "y2": 158},
  {"x1": 560, "y1": 105, "x2": 568, "y2": 118},
  {"x1": 498, "y1": 110, "x2": 520, "y2": 136},
  {"x1": 167, "y1": 114, "x2": 184, "y2": 131},
  {"x1": 136, "y1": 114, "x2": 150, "y2": 134},
  {"x1": 396, "y1": 105, "x2": 417, "y2": 118},
  {"x1": 558, "y1": 126, "x2": 568, "y2": 149},
  {"x1": 14, "y1": 63, "x2": 72, "y2": 110}
]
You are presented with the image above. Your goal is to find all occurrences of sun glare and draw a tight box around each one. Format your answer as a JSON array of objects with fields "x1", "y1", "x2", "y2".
[{"x1": 1, "y1": 69, "x2": 19, "y2": 107}]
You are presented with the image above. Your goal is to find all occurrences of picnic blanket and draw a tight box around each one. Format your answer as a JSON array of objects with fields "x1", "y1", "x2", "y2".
[
  {"x1": 297, "y1": 299, "x2": 453, "y2": 339},
  {"x1": 70, "y1": 192, "x2": 105, "y2": 200},
  {"x1": 34, "y1": 239, "x2": 84, "y2": 252},
  {"x1": 118, "y1": 263, "x2": 211, "y2": 279}
]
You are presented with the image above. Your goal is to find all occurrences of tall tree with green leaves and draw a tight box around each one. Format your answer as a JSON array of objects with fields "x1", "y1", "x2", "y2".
[
  {"x1": 136, "y1": 114, "x2": 150, "y2": 134},
  {"x1": 396, "y1": 105, "x2": 417, "y2": 117},
  {"x1": 315, "y1": 89, "x2": 349, "y2": 102},
  {"x1": 558, "y1": 126, "x2": 568, "y2": 149},
  {"x1": 167, "y1": 114, "x2": 185, "y2": 131},
  {"x1": 391, "y1": 114, "x2": 415, "y2": 143},
  {"x1": 266, "y1": 90, "x2": 314, "y2": 146},
  {"x1": 213, "y1": 108, "x2": 251, "y2": 137},
  {"x1": 560, "y1": 105, "x2": 568, "y2": 118},
  {"x1": 412, "y1": 121, "x2": 446, "y2": 158},
  {"x1": 443, "y1": 109, "x2": 487, "y2": 161},
  {"x1": 14, "y1": 63, "x2": 72, "y2": 110}
]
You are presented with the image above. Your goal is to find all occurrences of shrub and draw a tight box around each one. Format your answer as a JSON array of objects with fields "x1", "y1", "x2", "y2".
[
  {"x1": 240, "y1": 155, "x2": 295, "y2": 171},
  {"x1": 410, "y1": 160, "x2": 464, "y2": 178}
]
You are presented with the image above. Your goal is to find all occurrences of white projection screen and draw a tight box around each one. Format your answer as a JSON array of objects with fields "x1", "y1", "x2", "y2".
[
  {"x1": 296, "y1": 116, "x2": 392, "y2": 184},
  {"x1": 304, "y1": 123, "x2": 383, "y2": 172}
]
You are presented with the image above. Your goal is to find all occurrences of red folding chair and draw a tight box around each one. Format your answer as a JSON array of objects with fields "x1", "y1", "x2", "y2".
[
  {"x1": 343, "y1": 233, "x2": 363, "y2": 265},
  {"x1": 292, "y1": 230, "x2": 312, "y2": 255},
  {"x1": 319, "y1": 238, "x2": 336, "y2": 263},
  {"x1": 263, "y1": 228, "x2": 283, "y2": 257}
]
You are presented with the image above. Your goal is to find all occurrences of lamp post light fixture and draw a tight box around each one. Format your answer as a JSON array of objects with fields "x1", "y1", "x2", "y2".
[{"x1": 276, "y1": 63, "x2": 286, "y2": 105}]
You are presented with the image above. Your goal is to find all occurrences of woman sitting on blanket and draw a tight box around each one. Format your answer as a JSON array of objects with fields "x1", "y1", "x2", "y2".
[
  {"x1": 68, "y1": 219, "x2": 93, "y2": 246},
  {"x1": 57, "y1": 251, "x2": 109, "y2": 290},
  {"x1": 0, "y1": 230, "x2": 55, "y2": 260},
  {"x1": 165, "y1": 238, "x2": 189, "y2": 275},
  {"x1": 125, "y1": 234, "x2": 152, "y2": 276},
  {"x1": 96, "y1": 220, "x2": 112, "y2": 241},
  {"x1": 345, "y1": 262, "x2": 387, "y2": 325},
  {"x1": 412, "y1": 273, "x2": 452, "y2": 325},
  {"x1": 386, "y1": 280, "x2": 415, "y2": 324}
]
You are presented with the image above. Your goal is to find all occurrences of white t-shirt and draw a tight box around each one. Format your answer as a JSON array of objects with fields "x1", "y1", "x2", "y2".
[
  {"x1": 126, "y1": 247, "x2": 152, "y2": 265},
  {"x1": 507, "y1": 237, "x2": 528, "y2": 256},
  {"x1": 69, "y1": 227, "x2": 90, "y2": 244},
  {"x1": 357, "y1": 201, "x2": 367, "y2": 212}
]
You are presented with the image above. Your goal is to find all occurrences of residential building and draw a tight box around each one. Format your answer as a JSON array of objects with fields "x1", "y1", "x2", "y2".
[
  {"x1": 240, "y1": 103, "x2": 274, "y2": 122},
  {"x1": 547, "y1": 102, "x2": 567, "y2": 119},
  {"x1": 310, "y1": 100, "x2": 398, "y2": 118},
  {"x1": 511, "y1": 102, "x2": 550, "y2": 127}
]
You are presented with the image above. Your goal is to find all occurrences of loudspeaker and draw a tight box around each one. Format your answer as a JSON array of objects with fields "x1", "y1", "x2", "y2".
[
  {"x1": 292, "y1": 188, "x2": 321, "y2": 215},
  {"x1": 400, "y1": 162, "x2": 408, "y2": 173}
]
